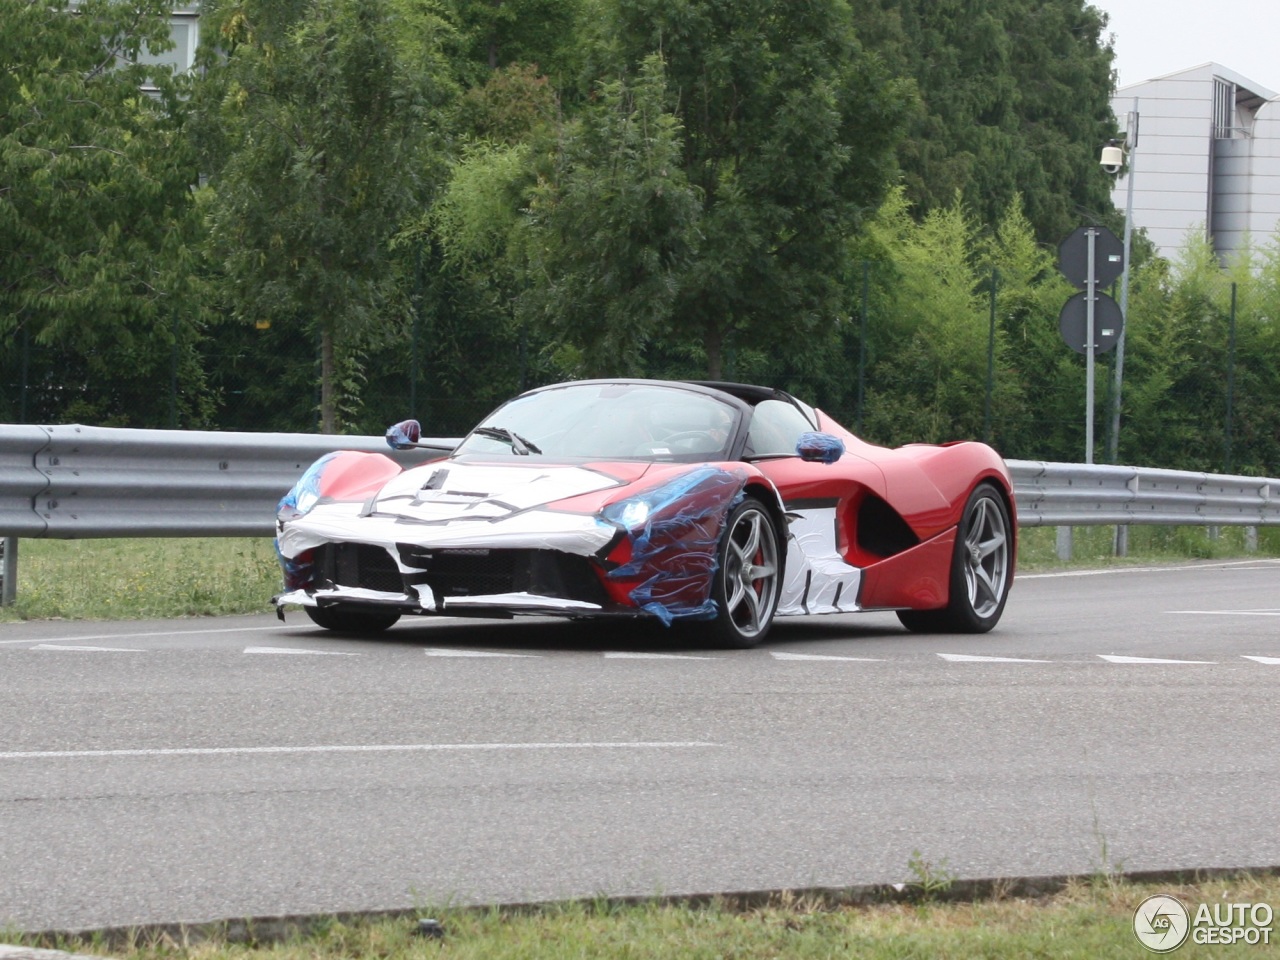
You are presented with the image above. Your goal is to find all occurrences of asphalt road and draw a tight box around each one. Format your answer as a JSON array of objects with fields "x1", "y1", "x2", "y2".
[{"x1": 1, "y1": 558, "x2": 1277, "y2": 931}]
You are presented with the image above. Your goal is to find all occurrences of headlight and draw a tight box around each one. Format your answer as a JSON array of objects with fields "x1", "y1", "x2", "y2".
[
  {"x1": 617, "y1": 500, "x2": 650, "y2": 529},
  {"x1": 277, "y1": 453, "x2": 336, "y2": 520},
  {"x1": 601, "y1": 466, "x2": 744, "y2": 532}
]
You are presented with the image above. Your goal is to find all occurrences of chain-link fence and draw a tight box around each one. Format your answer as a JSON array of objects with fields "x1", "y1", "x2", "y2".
[{"x1": 3, "y1": 262, "x2": 1277, "y2": 475}]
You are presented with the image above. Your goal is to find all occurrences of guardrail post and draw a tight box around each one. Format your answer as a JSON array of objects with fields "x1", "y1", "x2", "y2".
[
  {"x1": 1114, "y1": 525, "x2": 1128, "y2": 557},
  {"x1": 1055, "y1": 526, "x2": 1072, "y2": 562},
  {"x1": 1246, "y1": 526, "x2": 1258, "y2": 552},
  {"x1": 1, "y1": 537, "x2": 16, "y2": 605}
]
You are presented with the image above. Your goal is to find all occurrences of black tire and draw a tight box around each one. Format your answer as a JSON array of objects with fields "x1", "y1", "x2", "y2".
[
  {"x1": 897, "y1": 482, "x2": 1013, "y2": 634},
  {"x1": 305, "y1": 604, "x2": 401, "y2": 634},
  {"x1": 708, "y1": 497, "x2": 782, "y2": 648}
]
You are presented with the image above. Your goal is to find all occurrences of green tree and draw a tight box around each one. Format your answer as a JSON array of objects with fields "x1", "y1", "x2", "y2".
[
  {"x1": 851, "y1": 0, "x2": 1118, "y2": 244},
  {"x1": 529, "y1": 0, "x2": 910, "y2": 379},
  {"x1": 191, "y1": 0, "x2": 454, "y2": 432},
  {"x1": 451, "y1": 0, "x2": 586, "y2": 82},
  {"x1": 856, "y1": 193, "x2": 1017, "y2": 445},
  {"x1": 518, "y1": 54, "x2": 700, "y2": 376},
  {"x1": 0, "y1": 0, "x2": 211, "y2": 425}
]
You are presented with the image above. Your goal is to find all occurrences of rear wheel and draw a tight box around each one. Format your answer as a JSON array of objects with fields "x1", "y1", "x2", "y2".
[
  {"x1": 897, "y1": 483, "x2": 1012, "y2": 634},
  {"x1": 305, "y1": 604, "x2": 401, "y2": 634},
  {"x1": 709, "y1": 497, "x2": 781, "y2": 648}
]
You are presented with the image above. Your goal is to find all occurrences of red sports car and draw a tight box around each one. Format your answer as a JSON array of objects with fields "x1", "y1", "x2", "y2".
[{"x1": 273, "y1": 379, "x2": 1015, "y2": 646}]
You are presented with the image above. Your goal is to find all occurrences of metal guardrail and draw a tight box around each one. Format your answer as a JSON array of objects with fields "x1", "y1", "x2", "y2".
[
  {"x1": 1, "y1": 427, "x2": 1277, "y2": 539},
  {"x1": 0, "y1": 424, "x2": 454, "y2": 540},
  {"x1": 1, "y1": 425, "x2": 1276, "y2": 601},
  {"x1": 1007, "y1": 460, "x2": 1280, "y2": 527}
]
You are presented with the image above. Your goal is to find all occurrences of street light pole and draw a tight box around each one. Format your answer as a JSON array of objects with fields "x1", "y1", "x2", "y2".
[{"x1": 1107, "y1": 99, "x2": 1139, "y2": 463}]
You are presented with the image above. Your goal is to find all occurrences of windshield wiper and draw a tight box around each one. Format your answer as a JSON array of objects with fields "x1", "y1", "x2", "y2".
[{"x1": 472, "y1": 425, "x2": 542, "y2": 455}]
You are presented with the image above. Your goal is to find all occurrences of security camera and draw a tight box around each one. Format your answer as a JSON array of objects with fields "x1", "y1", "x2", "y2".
[{"x1": 1099, "y1": 142, "x2": 1125, "y2": 175}]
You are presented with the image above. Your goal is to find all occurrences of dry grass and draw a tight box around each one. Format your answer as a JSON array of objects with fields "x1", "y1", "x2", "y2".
[{"x1": 21, "y1": 874, "x2": 1280, "y2": 960}]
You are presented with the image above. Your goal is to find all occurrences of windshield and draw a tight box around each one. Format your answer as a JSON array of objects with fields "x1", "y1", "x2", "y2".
[{"x1": 453, "y1": 382, "x2": 741, "y2": 462}]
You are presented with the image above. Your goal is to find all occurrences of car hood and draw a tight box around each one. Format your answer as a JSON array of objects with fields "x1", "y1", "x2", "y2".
[{"x1": 370, "y1": 458, "x2": 656, "y2": 523}]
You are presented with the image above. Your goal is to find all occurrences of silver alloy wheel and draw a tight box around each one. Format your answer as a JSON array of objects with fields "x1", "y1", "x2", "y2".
[
  {"x1": 723, "y1": 504, "x2": 780, "y2": 640},
  {"x1": 962, "y1": 493, "x2": 1010, "y2": 620}
]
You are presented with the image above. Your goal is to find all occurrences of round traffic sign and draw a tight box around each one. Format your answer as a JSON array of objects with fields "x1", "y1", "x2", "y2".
[
  {"x1": 1058, "y1": 226, "x2": 1124, "y2": 289},
  {"x1": 1058, "y1": 291, "x2": 1123, "y2": 354}
]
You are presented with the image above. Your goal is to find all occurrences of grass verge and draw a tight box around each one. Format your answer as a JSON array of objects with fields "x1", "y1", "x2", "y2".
[
  {"x1": 13, "y1": 874, "x2": 1280, "y2": 959},
  {"x1": 0, "y1": 525, "x2": 1277, "y2": 623},
  {"x1": 0, "y1": 537, "x2": 280, "y2": 622}
]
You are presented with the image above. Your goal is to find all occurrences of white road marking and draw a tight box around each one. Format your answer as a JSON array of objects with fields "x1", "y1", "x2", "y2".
[
  {"x1": 0, "y1": 624, "x2": 294, "y2": 646},
  {"x1": 937, "y1": 653, "x2": 1051, "y2": 663},
  {"x1": 0, "y1": 741, "x2": 718, "y2": 761},
  {"x1": 604, "y1": 652, "x2": 718, "y2": 660},
  {"x1": 1098, "y1": 655, "x2": 1216, "y2": 664},
  {"x1": 244, "y1": 646, "x2": 360, "y2": 656},
  {"x1": 1243, "y1": 656, "x2": 1280, "y2": 665},
  {"x1": 28, "y1": 644, "x2": 144, "y2": 653},
  {"x1": 422, "y1": 648, "x2": 539, "y2": 658},
  {"x1": 1169, "y1": 609, "x2": 1280, "y2": 616},
  {"x1": 1020, "y1": 558, "x2": 1280, "y2": 580},
  {"x1": 771, "y1": 652, "x2": 885, "y2": 661}
]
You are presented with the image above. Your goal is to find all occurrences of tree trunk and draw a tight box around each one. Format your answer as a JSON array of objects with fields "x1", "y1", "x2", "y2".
[
  {"x1": 320, "y1": 325, "x2": 337, "y2": 433},
  {"x1": 704, "y1": 324, "x2": 723, "y2": 380}
]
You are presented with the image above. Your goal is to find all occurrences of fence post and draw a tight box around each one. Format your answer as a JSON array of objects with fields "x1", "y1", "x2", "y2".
[
  {"x1": 170, "y1": 310, "x2": 179, "y2": 429},
  {"x1": 1, "y1": 537, "x2": 15, "y2": 605},
  {"x1": 984, "y1": 268, "x2": 997, "y2": 444},
  {"x1": 20, "y1": 321, "x2": 29, "y2": 423},
  {"x1": 857, "y1": 260, "x2": 869, "y2": 434}
]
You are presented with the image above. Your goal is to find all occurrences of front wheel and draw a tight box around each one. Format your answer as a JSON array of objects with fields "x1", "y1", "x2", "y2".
[
  {"x1": 897, "y1": 483, "x2": 1012, "y2": 634},
  {"x1": 305, "y1": 604, "x2": 401, "y2": 634},
  {"x1": 708, "y1": 497, "x2": 781, "y2": 648}
]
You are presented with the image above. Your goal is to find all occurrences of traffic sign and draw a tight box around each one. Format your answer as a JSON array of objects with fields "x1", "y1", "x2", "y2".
[
  {"x1": 1059, "y1": 226, "x2": 1123, "y2": 289},
  {"x1": 1059, "y1": 291, "x2": 1123, "y2": 355}
]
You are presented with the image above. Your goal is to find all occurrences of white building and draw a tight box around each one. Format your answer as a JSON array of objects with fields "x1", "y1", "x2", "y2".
[{"x1": 1110, "y1": 63, "x2": 1280, "y2": 263}]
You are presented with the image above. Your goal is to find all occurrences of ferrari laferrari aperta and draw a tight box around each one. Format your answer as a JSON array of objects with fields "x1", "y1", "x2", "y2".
[{"x1": 273, "y1": 379, "x2": 1015, "y2": 646}]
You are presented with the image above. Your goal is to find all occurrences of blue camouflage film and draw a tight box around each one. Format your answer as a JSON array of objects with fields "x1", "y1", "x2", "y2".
[
  {"x1": 385, "y1": 419, "x2": 422, "y2": 450},
  {"x1": 275, "y1": 540, "x2": 315, "y2": 591},
  {"x1": 601, "y1": 466, "x2": 748, "y2": 625},
  {"x1": 796, "y1": 431, "x2": 845, "y2": 464},
  {"x1": 276, "y1": 453, "x2": 340, "y2": 588},
  {"x1": 277, "y1": 452, "x2": 338, "y2": 516}
]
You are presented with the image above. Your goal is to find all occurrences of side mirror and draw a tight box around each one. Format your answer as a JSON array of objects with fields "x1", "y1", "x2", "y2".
[
  {"x1": 385, "y1": 419, "x2": 422, "y2": 450},
  {"x1": 796, "y1": 432, "x2": 845, "y2": 464}
]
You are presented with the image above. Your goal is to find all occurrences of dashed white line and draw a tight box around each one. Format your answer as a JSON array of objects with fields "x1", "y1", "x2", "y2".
[
  {"x1": 0, "y1": 624, "x2": 293, "y2": 646},
  {"x1": 1169, "y1": 610, "x2": 1280, "y2": 617},
  {"x1": 1243, "y1": 656, "x2": 1280, "y2": 665},
  {"x1": 937, "y1": 653, "x2": 1051, "y2": 663},
  {"x1": 28, "y1": 644, "x2": 144, "y2": 653},
  {"x1": 0, "y1": 741, "x2": 718, "y2": 761},
  {"x1": 1098, "y1": 655, "x2": 1216, "y2": 664},
  {"x1": 771, "y1": 652, "x2": 884, "y2": 661},
  {"x1": 244, "y1": 646, "x2": 360, "y2": 656},
  {"x1": 604, "y1": 651, "x2": 718, "y2": 660},
  {"x1": 422, "y1": 648, "x2": 539, "y2": 658}
]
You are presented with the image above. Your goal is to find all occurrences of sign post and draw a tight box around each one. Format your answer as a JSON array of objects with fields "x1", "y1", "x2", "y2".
[{"x1": 1058, "y1": 226, "x2": 1124, "y2": 464}]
